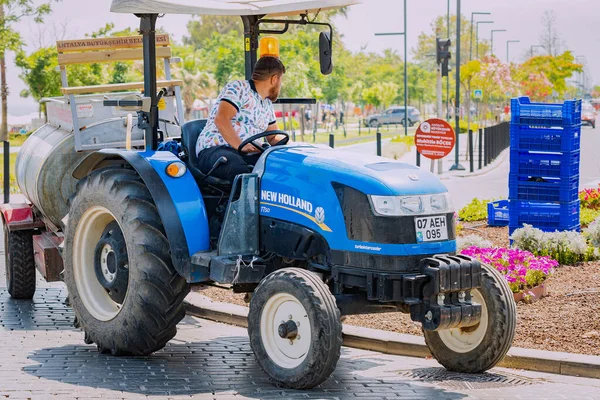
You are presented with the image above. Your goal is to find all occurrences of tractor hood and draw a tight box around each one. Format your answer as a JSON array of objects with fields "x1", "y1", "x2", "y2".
[{"x1": 258, "y1": 145, "x2": 448, "y2": 197}]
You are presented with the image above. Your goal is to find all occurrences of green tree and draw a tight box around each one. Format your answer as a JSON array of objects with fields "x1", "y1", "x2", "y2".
[
  {"x1": 184, "y1": 16, "x2": 242, "y2": 48},
  {"x1": 172, "y1": 44, "x2": 216, "y2": 120},
  {"x1": 0, "y1": 0, "x2": 54, "y2": 141},
  {"x1": 518, "y1": 51, "x2": 582, "y2": 96},
  {"x1": 407, "y1": 63, "x2": 436, "y2": 111},
  {"x1": 15, "y1": 47, "x2": 61, "y2": 117},
  {"x1": 460, "y1": 59, "x2": 481, "y2": 124}
]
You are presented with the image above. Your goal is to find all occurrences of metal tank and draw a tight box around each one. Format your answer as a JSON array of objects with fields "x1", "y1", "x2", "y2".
[
  {"x1": 15, "y1": 93, "x2": 181, "y2": 228},
  {"x1": 16, "y1": 125, "x2": 86, "y2": 228}
]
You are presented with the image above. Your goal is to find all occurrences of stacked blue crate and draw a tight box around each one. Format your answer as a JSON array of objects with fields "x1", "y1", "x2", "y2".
[{"x1": 508, "y1": 97, "x2": 582, "y2": 236}]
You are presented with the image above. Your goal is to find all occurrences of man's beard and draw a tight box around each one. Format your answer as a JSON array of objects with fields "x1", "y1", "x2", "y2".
[{"x1": 267, "y1": 86, "x2": 280, "y2": 102}]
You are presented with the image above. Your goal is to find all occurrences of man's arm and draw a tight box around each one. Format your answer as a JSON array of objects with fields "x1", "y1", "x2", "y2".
[
  {"x1": 266, "y1": 122, "x2": 288, "y2": 145},
  {"x1": 214, "y1": 101, "x2": 256, "y2": 152}
]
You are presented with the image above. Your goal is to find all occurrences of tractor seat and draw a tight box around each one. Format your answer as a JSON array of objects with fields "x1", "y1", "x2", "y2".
[{"x1": 180, "y1": 119, "x2": 231, "y2": 187}]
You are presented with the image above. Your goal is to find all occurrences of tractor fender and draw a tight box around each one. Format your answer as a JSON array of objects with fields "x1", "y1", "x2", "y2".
[{"x1": 72, "y1": 149, "x2": 211, "y2": 282}]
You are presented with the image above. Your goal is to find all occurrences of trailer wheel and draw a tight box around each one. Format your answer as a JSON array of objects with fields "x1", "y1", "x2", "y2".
[
  {"x1": 423, "y1": 263, "x2": 516, "y2": 373},
  {"x1": 3, "y1": 224, "x2": 36, "y2": 299},
  {"x1": 248, "y1": 268, "x2": 342, "y2": 389},
  {"x1": 64, "y1": 166, "x2": 189, "y2": 356}
]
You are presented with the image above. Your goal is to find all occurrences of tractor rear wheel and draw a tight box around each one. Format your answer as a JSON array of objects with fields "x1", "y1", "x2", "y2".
[
  {"x1": 64, "y1": 166, "x2": 189, "y2": 355},
  {"x1": 423, "y1": 263, "x2": 516, "y2": 373},
  {"x1": 248, "y1": 268, "x2": 342, "y2": 389},
  {"x1": 3, "y1": 223, "x2": 36, "y2": 299}
]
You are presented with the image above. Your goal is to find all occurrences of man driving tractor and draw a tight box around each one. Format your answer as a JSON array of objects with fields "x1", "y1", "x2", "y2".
[{"x1": 196, "y1": 56, "x2": 287, "y2": 183}]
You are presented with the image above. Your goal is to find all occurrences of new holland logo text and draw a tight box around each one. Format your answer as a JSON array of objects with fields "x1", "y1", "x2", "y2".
[{"x1": 261, "y1": 191, "x2": 313, "y2": 214}]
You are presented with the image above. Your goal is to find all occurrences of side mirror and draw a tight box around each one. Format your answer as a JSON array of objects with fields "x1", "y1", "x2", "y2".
[{"x1": 319, "y1": 31, "x2": 333, "y2": 75}]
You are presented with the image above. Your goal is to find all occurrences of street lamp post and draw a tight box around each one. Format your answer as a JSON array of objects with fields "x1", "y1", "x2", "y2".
[
  {"x1": 530, "y1": 44, "x2": 544, "y2": 58},
  {"x1": 506, "y1": 40, "x2": 520, "y2": 63},
  {"x1": 475, "y1": 21, "x2": 493, "y2": 59},
  {"x1": 469, "y1": 12, "x2": 491, "y2": 61},
  {"x1": 576, "y1": 55, "x2": 586, "y2": 96},
  {"x1": 446, "y1": 0, "x2": 450, "y2": 120},
  {"x1": 375, "y1": 0, "x2": 408, "y2": 137},
  {"x1": 450, "y1": 0, "x2": 464, "y2": 171},
  {"x1": 490, "y1": 29, "x2": 506, "y2": 57}
]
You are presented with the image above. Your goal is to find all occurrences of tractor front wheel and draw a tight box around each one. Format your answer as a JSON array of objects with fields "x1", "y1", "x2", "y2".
[
  {"x1": 3, "y1": 223, "x2": 36, "y2": 300},
  {"x1": 248, "y1": 268, "x2": 342, "y2": 389},
  {"x1": 423, "y1": 263, "x2": 516, "y2": 373},
  {"x1": 64, "y1": 166, "x2": 189, "y2": 355}
]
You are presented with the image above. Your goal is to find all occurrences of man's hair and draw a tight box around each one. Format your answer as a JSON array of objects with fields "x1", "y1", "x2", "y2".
[{"x1": 252, "y1": 56, "x2": 286, "y2": 81}]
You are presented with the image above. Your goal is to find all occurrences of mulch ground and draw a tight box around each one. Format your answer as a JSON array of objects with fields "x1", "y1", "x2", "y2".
[{"x1": 198, "y1": 222, "x2": 600, "y2": 356}]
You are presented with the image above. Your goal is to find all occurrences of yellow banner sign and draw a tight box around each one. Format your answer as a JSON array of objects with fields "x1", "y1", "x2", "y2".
[{"x1": 57, "y1": 35, "x2": 170, "y2": 53}]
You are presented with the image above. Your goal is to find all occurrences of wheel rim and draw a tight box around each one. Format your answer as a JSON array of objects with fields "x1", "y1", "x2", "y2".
[
  {"x1": 260, "y1": 293, "x2": 312, "y2": 369},
  {"x1": 72, "y1": 206, "x2": 126, "y2": 321},
  {"x1": 436, "y1": 289, "x2": 488, "y2": 353}
]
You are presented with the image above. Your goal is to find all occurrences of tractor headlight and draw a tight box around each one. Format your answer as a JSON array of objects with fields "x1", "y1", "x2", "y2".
[{"x1": 369, "y1": 193, "x2": 453, "y2": 216}]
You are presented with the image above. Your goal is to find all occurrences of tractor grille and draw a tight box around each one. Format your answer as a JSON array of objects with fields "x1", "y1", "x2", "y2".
[{"x1": 333, "y1": 183, "x2": 455, "y2": 245}]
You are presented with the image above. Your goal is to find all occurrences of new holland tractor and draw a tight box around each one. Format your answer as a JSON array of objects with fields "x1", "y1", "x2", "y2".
[{"x1": 1, "y1": 0, "x2": 516, "y2": 390}]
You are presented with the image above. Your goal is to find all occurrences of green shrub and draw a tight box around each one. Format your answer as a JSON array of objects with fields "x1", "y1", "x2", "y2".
[
  {"x1": 390, "y1": 135, "x2": 415, "y2": 145},
  {"x1": 459, "y1": 198, "x2": 493, "y2": 222},
  {"x1": 581, "y1": 207, "x2": 600, "y2": 227},
  {"x1": 458, "y1": 120, "x2": 479, "y2": 133}
]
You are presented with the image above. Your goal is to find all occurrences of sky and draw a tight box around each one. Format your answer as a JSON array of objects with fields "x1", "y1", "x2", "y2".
[{"x1": 5, "y1": 0, "x2": 600, "y2": 118}]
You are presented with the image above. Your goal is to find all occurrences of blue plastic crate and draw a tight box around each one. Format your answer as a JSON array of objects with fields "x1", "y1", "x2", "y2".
[
  {"x1": 509, "y1": 150, "x2": 580, "y2": 179},
  {"x1": 510, "y1": 124, "x2": 580, "y2": 153},
  {"x1": 508, "y1": 200, "x2": 580, "y2": 232},
  {"x1": 487, "y1": 200, "x2": 509, "y2": 227},
  {"x1": 511, "y1": 97, "x2": 581, "y2": 127},
  {"x1": 508, "y1": 175, "x2": 579, "y2": 203}
]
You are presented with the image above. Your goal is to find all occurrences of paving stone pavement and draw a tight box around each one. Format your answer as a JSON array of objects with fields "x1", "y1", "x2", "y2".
[{"x1": 1, "y1": 234, "x2": 600, "y2": 399}]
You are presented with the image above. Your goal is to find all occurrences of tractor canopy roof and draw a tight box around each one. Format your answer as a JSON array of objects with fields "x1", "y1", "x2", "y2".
[{"x1": 110, "y1": 0, "x2": 361, "y2": 16}]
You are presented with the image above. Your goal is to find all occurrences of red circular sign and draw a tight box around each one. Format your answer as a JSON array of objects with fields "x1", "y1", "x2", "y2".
[{"x1": 414, "y1": 118, "x2": 456, "y2": 160}]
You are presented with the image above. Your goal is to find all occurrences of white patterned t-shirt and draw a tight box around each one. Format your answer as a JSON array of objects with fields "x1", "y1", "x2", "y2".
[{"x1": 196, "y1": 80, "x2": 277, "y2": 154}]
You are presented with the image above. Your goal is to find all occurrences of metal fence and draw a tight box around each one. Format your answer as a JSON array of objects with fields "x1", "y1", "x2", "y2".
[{"x1": 467, "y1": 121, "x2": 511, "y2": 172}]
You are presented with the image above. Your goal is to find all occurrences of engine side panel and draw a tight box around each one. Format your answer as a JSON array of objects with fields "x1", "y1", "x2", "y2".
[{"x1": 258, "y1": 147, "x2": 456, "y2": 257}]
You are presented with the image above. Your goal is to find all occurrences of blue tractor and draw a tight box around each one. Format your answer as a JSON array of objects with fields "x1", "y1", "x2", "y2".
[{"x1": 2, "y1": 0, "x2": 516, "y2": 390}]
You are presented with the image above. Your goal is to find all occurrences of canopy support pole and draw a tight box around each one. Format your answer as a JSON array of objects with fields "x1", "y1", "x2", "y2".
[
  {"x1": 242, "y1": 16, "x2": 261, "y2": 80},
  {"x1": 138, "y1": 13, "x2": 159, "y2": 151}
]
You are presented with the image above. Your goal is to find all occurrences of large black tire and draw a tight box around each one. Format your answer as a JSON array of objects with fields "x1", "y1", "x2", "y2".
[
  {"x1": 3, "y1": 223, "x2": 36, "y2": 299},
  {"x1": 64, "y1": 166, "x2": 189, "y2": 356},
  {"x1": 423, "y1": 263, "x2": 516, "y2": 373},
  {"x1": 369, "y1": 119, "x2": 380, "y2": 128},
  {"x1": 248, "y1": 268, "x2": 342, "y2": 389}
]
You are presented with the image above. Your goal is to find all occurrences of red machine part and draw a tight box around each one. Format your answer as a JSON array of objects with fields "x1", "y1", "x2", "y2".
[{"x1": 0, "y1": 203, "x2": 40, "y2": 231}]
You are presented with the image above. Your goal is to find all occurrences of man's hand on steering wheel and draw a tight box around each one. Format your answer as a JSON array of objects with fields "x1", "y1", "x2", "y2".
[{"x1": 237, "y1": 130, "x2": 290, "y2": 154}]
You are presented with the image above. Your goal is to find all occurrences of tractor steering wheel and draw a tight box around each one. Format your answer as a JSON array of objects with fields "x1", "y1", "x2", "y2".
[{"x1": 237, "y1": 130, "x2": 290, "y2": 154}]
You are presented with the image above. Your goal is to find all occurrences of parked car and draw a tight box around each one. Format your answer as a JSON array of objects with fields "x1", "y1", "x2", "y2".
[
  {"x1": 582, "y1": 103, "x2": 596, "y2": 129},
  {"x1": 365, "y1": 106, "x2": 421, "y2": 127}
]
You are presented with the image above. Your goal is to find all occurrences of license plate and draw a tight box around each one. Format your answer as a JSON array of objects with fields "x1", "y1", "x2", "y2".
[{"x1": 415, "y1": 215, "x2": 448, "y2": 243}]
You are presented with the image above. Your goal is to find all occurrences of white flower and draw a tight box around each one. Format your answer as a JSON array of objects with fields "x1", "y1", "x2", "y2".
[{"x1": 457, "y1": 234, "x2": 493, "y2": 252}]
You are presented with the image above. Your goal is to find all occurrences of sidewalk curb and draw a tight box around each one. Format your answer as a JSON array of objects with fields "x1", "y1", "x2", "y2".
[
  {"x1": 184, "y1": 292, "x2": 600, "y2": 380},
  {"x1": 449, "y1": 147, "x2": 510, "y2": 179}
]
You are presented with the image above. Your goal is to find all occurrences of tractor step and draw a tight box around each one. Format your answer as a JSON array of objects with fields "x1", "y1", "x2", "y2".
[{"x1": 195, "y1": 254, "x2": 266, "y2": 285}]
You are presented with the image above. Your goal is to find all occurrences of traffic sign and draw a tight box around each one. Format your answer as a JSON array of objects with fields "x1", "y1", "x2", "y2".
[
  {"x1": 414, "y1": 118, "x2": 455, "y2": 160},
  {"x1": 474, "y1": 89, "x2": 483, "y2": 99}
]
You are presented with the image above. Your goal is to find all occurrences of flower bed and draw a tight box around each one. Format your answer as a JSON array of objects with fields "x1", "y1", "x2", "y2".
[{"x1": 460, "y1": 246, "x2": 556, "y2": 298}]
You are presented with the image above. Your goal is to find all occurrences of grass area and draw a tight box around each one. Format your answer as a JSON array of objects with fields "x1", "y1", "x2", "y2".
[
  {"x1": 293, "y1": 125, "x2": 417, "y2": 147},
  {"x1": 9, "y1": 133, "x2": 31, "y2": 147},
  {"x1": 0, "y1": 153, "x2": 19, "y2": 193}
]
